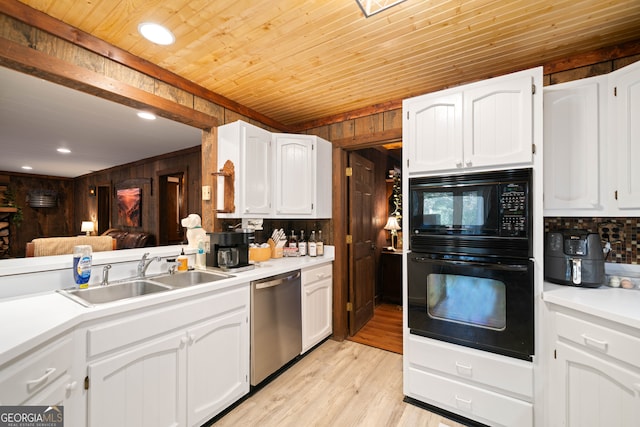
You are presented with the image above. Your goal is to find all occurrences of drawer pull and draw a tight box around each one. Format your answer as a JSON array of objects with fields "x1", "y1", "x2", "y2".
[
  {"x1": 65, "y1": 381, "x2": 78, "y2": 392},
  {"x1": 26, "y1": 368, "x2": 56, "y2": 390},
  {"x1": 581, "y1": 334, "x2": 608, "y2": 351},
  {"x1": 455, "y1": 362, "x2": 473, "y2": 376},
  {"x1": 455, "y1": 395, "x2": 473, "y2": 410}
]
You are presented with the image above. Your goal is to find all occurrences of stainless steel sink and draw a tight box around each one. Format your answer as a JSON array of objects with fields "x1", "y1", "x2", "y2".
[
  {"x1": 150, "y1": 270, "x2": 232, "y2": 288},
  {"x1": 60, "y1": 280, "x2": 172, "y2": 307}
]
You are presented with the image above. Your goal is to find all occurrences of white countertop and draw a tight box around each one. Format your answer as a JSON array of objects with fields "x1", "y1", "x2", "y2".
[
  {"x1": 543, "y1": 283, "x2": 640, "y2": 330},
  {"x1": 0, "y1": 249, "x2": 334, "y2": 368}
]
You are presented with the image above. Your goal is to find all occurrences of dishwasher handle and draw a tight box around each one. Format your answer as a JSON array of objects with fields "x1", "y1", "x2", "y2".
[{"x1": 254, "y1": 270, "x2": 301, "y2": 289}]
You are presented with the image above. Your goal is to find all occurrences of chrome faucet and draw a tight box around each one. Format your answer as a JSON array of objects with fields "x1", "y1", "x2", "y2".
[
  {"x1": 137, "y1": 253, "x2": 161, "y2": 277},
  {"x1": 101, "y1": 264, "x2": 112, "y2": 286}
]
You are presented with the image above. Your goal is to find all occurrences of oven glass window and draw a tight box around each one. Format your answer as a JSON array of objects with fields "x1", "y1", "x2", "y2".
[
  {"x1": 427, "y1": 273, "x2": 506, "y2": 330},
  {"x1": 420, "y1": 188, "x2": 491, "y2": 229}
]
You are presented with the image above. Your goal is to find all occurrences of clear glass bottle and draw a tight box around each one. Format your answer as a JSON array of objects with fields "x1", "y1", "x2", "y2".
[
  {"x1": 288, "y1": 230, "x2": 298, "y2": 248},
  {"x1": 308, "y1": 231, "x2": 317, "y2": 257},
  {"x1": 298, "y1": 230, "x2": 307, "y2": 256},
  {"x1": 317, "y1": 230, "x2": 324, "y2": 256}
]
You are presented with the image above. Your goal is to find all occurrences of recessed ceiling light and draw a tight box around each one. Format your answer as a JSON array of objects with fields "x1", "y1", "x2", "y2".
[
  {"x1": 137, "y1": 111, "x2": 157, "y2": 120},
  {"x1": 57, "y1": 148, "x2": 71, "y2": 154},
  {"x1": 138, "y1": 22, "x2": 175, "y2": 45},
  {"x1": 21, "y1": 165, "x2": 33, "y2": 170}
]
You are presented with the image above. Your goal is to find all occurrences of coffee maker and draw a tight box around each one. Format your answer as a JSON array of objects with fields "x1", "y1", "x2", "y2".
[
  {"x1": 207, "y1": 230, "x2": 254, "y2": 270},
  {"x1": 544, "y1": 230, "x2": 605, "y2": 287}
]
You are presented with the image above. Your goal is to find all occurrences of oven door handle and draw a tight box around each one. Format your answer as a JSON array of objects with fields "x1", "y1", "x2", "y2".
[{"x1": 411, "y1": 256, "x2": 529, "y2": 272}]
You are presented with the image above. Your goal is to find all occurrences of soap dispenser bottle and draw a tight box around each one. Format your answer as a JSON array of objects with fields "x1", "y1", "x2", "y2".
[{"x1": 177, "y1": 248, "x2": 189, "y2": 272}]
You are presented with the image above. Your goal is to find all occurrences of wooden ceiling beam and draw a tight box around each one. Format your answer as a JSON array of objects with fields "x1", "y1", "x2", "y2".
[
  {"x1": 0, "y1": 0, "x2": 290, "y2": 132},
  {"x1": 0, "y1": 38, "x2": 217, "y2": 130},
  {"x1": 331, "y1": 128, "x2": 402, "y2": 150}
]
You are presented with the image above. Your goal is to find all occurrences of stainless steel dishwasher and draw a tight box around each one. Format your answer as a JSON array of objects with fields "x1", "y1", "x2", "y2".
[{"x1": 250, "y1": 269, "x2": 302, "y2": 386}]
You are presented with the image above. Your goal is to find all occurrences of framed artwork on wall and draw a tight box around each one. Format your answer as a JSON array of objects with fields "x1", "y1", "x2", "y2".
[{"x1": 116, "y1": 187, "x2": 141, "y2": 227}]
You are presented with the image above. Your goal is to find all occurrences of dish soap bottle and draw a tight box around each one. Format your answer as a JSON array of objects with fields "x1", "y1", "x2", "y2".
[{"x1": 73, "y1": 245, "x2": 92, "y2": 288}]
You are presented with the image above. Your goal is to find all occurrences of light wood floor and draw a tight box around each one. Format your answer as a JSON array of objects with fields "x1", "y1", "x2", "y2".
[
  {"x1": 348, "y1": 303, "x2": 403, "y2": 354},
  {"x1": 211, "y1": 339, "x2": 466, "y2": 427}
]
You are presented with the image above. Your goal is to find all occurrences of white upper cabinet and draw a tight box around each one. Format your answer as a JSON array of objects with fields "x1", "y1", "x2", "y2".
[
  {"x1": 612, "y1": 60, "x2": 640, "y2": 209},
  {"x1": 217, "y1": 121, "x2": 332, "y2": 219},
  {"x1": 541, "y1": 60, "x2": 640, "y2": 215},
  {"x1": 464, "y1": 73, "x2": 534, "y2": 169},
  {"x1": 273, "y1": 133, "x2": 332, "y2": 218},
  {"x1": 404, "y1": 67, "x2": 540, "y2": 175},
  {"x1": 405, "y1": 93, "x2": 463, "y2": 172},
  {"x1": 543, "y1": 75, "x2": 605, "y2": 212},
  {"x1": 218, "y1": 120, "x2": 273, "y2": 217}
]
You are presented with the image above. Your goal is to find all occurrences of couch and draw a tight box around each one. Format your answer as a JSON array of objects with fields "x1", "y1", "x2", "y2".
[
  {"x1": 26, "y1": 236, "x2": 116, "y2": 257},
  {"x1": 101, "y1": 228, "x2": 156, "y2": 249}
]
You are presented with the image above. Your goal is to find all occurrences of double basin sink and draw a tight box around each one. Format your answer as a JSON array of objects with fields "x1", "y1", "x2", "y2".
[{"x1": 59, "y1": 270, "x2": 232, "y2": 307}]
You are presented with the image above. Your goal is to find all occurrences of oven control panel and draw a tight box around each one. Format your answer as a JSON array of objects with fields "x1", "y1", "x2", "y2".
[{"x1": 499, "y1": 182, "x2": 528, "y2": 237}]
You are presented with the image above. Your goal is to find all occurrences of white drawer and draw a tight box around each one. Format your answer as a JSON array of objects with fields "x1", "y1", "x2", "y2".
[
  {"x1": 556, "y1": 311, "x2": 640, "y2": 369},
  {"x1": 87, "y1": 286, "x2": 248, "y2": 358},
  {"x1": 0, "y1": 336, "x2": 73, "y2": 405},
  {"x1": 302, "y1": 263, "x2": 332, "y2": 285},
  {"x1": 407, "y1": 366, "x2": 533, "y2": 427},
  {"x1": 407, "y1": 334, "x2": 533, "y2": 398}
]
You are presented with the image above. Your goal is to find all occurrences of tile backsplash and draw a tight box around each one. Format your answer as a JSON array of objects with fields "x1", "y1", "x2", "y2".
[{"x1": 545, "y1": 217, "x2": 640, "y2": 264}]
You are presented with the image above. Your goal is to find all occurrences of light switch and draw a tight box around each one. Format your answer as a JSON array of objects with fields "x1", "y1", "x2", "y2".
[{"x1": 202, "y1": 185, "x2": 211, "y2": 201}]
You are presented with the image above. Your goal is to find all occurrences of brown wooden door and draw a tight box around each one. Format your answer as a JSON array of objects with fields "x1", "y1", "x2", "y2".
[
  {"x1": 348, "y1": 152, "x2": 376, "y2": 336},
  {"x1": 159, "y1": 173, "x2": 185, "y2": 245}
]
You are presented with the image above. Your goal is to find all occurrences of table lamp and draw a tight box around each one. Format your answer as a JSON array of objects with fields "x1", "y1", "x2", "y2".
[
  {"x1": 81, "y1": 221, "x2": 94, "y2": 236},
  {"x1": 384, "y1": 216, "x2": 401, "y2": 251}
]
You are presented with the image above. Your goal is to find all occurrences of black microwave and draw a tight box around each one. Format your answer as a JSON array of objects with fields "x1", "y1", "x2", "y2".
[{"x1": 409, "y1": 168, "x2": 532, "y2": 259}]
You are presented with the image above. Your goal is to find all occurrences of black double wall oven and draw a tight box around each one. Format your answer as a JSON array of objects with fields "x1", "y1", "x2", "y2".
[{"x1": 408, "y1": 168, "x2": 534, "y2": 361}]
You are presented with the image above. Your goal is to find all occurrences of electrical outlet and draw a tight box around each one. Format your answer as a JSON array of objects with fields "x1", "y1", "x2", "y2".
[{"x1": 202, "y1": 185, "x2": 211, "y2": 201}]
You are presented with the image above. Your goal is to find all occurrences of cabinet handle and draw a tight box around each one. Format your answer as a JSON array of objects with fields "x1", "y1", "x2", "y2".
[
  {"x1": 455, "y1": 395, "x2": 473, "y2": 410},
  {"x1": 65, "y1": 381, "x2": 77, "y2": 392},
  {"x1": 456, "y1": 160, "x2": 463, "y2": 168},
  {"x1": 316, "y1": 273, "x2": 330, "y2": 279},
  {"x1": 581, "y1": 333, "x2": 608, "y2": 352},
  {"x1": 180, "y1": 336, "x2": 188, "y2": 347},
  {"x1": 465, "y1": 160, "x2": 472, "y2": 167},
  {"x1": 189, "y1": 334, "x2": 196, "y2": 345},
  {"x1": 455, "y1": 361, "x2": 473, "y2": 376},
  {"x1": 26, "y1": 367, "x2": 56, "y2": 390}
]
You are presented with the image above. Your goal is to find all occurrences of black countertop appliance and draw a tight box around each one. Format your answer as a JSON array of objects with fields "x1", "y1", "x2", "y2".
[
  {"x1": 207, "y1": 230, "x2": 254, "y2": 270},
  {"x1": 544, "y1": 230, "x2": 605, "y2": 287}
]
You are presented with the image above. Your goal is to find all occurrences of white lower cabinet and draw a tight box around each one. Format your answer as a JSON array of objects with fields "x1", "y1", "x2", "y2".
[
  {"x1": 547, "y1": 307, "x2": 640, "y2": 427},
  {"x1": 85, "y1": 285, "x2": 250, "y2": 427},
  {"x1": 301, "y1": 263, "x2": 333, "y2": 353},
  {"x1": 0, "y1": 334, "x2": 76, "y2": 406},
  {"x1": 87, "y1": 332, "x2": 186, "y2": 427},
  {"x1": 404, "y1": 334, "x2": 533, "y2": 427}
]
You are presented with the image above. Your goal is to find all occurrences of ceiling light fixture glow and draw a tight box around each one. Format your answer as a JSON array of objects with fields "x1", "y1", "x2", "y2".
[
  {"x1": 138, "y1": 22, "x2": 175, "y2": 45},
  {"x1": 355, "y1": 0, "x2": 406, "y2": 17},
  {"x1": 21, "y1": 165, "x2": 33, "y2": 170},
  {"x1": 57, "y1": 148, "x2": 71, "y2": 154},
  {"x1": 137, "y1": 111, "x2": 157, "y2": 120}
]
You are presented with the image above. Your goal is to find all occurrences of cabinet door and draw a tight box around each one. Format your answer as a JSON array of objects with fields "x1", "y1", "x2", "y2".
[
  {"x1": 543, "y1": 77, "x2": 603, "y2": 211},
  {"x1": 87, "y1": 333, "x2": 187, "y2": 427},
  {"x1": 463, "y1": 73, "x2": 533, "y2": 169},
  {"x1": 613, "y1": 61, "x2": 640, "y2": 208},
  {"x1": 240, "y1": 123, "x2": 272, "y2": 215},
  {"x1": 554, "y1": 341, "x2": 640, "y2": 427},
  {"x1": 186, "y1": 308, "x2": 249, "y2": 426},
  {"x1": 301, "y1": 276, "x2": 333, "y2": 353},
  {"x1": 405, "y1": 92, "x2": 463, "y2": 173},
  {"x1": 274, "y1": 134, "x2": 315, "y2": 215}
]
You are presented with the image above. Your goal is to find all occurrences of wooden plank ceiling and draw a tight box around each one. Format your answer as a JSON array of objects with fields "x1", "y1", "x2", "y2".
[{"x1": 17, "y1": 0, "x2": 640, "y2": 128}]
